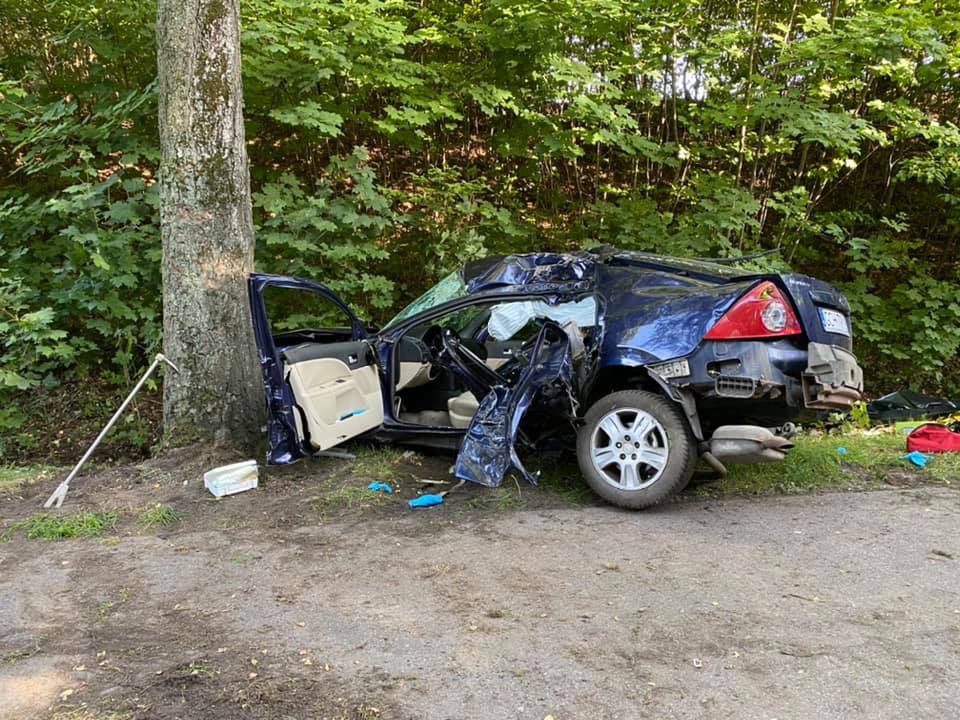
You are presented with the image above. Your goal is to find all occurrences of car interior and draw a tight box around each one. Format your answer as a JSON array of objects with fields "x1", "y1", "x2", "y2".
[
  {"x1": 392, "y1": 297, "x2": 597, "y2": 429},
  {"x1": 264, "y1": 286, "x2": 597, "y2": 450}
]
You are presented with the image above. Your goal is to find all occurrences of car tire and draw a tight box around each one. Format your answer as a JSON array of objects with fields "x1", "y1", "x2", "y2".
[{"x1": 576, "y1": 390, "x2": 697, "y2": 510}]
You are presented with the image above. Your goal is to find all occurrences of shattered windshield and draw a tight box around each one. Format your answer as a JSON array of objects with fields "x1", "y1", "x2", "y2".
[{"x1": 385, "y1": 270, "x2": 468, "y2": 329}]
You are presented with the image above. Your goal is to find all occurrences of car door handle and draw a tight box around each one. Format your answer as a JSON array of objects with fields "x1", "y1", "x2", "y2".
[
  {"x1": 347, "y1": 354, "x2": 358, "y2": 364},
  {"x1": 503, "y1": 348, "x2": 513, "y2": 355}
]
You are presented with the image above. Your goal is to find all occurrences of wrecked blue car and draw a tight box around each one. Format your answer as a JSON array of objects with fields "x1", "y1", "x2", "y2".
[{"x1": 248, "y1": 247, "x2": 864, "y2": 509}]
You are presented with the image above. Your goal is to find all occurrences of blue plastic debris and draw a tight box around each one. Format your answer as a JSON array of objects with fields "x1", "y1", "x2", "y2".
[
  {"x1": 367, "y1": 482, "x2": 393, "y2": 494},
  {"x1": 902, "y1": 451, "x2": 929, "y2": 469},
  {"x1": 837, "y1": 447, "x2": 848, "y2": 456},
  {"x1": 408, "y1": 494, "x2": 443, "y2": 508}
]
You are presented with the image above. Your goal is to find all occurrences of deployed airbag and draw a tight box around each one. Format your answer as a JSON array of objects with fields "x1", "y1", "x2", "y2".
[{"x1": 487, "y1": 297, "x2": 597, "y2": 341}]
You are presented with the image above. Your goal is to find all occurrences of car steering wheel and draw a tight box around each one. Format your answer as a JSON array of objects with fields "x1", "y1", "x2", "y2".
[
  {"x1": 421, "y1": 324, "x2": 446, "y2": 357},
  {"x1": 440, "y1": 328, "x2": 507, "y2": 387}
]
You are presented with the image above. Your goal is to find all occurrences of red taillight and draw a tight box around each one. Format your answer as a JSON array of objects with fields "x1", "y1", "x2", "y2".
[{"x1": 704, "y1": 281, "x2": 802, "y2": 340}]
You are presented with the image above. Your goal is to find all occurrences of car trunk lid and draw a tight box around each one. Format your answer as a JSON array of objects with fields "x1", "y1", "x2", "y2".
[{"x1": 778, "y1": 273, "x2": 854, "y2": 351}]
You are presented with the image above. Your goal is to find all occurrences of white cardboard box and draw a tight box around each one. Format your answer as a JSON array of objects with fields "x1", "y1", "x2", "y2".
[{"x1": 203, "y1": 460, "x2": 258, "y2": 497}]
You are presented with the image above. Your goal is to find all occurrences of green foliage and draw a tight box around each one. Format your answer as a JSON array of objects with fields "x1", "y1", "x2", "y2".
[
  {"x1": 0, "y1": 1, "x2": 161, "y2": 430},
  {"x1": 1, "y1": 0, "x2": 960, "y2": 431},
  {"x1": 254, "y1": 147, "x2": 396, "y2": 312}
]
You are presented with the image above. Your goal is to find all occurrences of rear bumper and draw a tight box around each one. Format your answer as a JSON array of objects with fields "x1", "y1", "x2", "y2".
[
  {"x1": 647, "y1": 340, "x2": 864, "y2": 418},
  {"x1": 801, "y1": 343, "x2": 864, "y2": 411}
]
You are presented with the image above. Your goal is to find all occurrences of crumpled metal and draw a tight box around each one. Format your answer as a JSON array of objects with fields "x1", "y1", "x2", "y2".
[
  {"x1": 465, "y1": 252, "x2": 595, "y2": 295},
  {"x1": 454, "y1": 321, "x2": 578, "y2": 487}
]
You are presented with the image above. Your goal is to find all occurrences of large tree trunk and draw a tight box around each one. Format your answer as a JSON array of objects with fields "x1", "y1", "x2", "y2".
[{"x1": 156, "y1": 0, "x2": 262, "y2": 449}]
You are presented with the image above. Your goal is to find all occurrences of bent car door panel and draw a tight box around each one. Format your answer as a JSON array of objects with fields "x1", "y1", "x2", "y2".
[
  {"x1": 454, "y1": 321, "x2": 580, "y2": 487},
  {"x1": 248, "y1": 274, "x2": 383, "y2": 464}
]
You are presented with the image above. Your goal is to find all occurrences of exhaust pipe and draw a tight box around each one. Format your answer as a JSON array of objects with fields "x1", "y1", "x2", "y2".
[{"x1": 708, "y1": 425, "x2": 795, "y2": 464}]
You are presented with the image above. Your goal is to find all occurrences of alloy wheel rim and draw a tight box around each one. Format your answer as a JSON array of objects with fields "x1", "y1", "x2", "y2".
[{"x1": 590, "y1": 408, "x2": 669, "y2": 491}]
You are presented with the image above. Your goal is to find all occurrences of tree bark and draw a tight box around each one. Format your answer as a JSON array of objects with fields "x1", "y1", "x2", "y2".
[{"x1": 156, "y1": 0, "x2": 262, "y2": 449}]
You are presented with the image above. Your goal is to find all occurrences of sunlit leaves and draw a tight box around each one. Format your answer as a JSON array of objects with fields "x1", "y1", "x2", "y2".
[{"x1": 269, "y1": 104, "x2": 343, "y2": 137}]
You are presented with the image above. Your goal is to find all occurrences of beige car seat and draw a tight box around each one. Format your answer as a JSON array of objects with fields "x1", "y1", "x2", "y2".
[{"x1": 447, "y1": 390, "x2": 480, "y2": 428}]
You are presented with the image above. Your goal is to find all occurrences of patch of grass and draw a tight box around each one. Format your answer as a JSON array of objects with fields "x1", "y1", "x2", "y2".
[
  {"x1": 228, "y1": 553, "x2": 252, "y2": 563},
  {"x1": 0, "y1": 464, "x2": 61, "y2": 494},
  {"x1": 925, "y1": 449, "x2": 960, "y2": 484},
  {"x1": 3, "y1": 511, "x2": 119, "y2": 541},
  {"x1": 186, "y1": 660, "x2": 217, "y2": 678},
  {"x1": 350, "y1": 444, "x2": 413, "y2": 484},
  {"x1": 96, "y1": 600, "x2": 114, "y2": 619},
  {"x1": 535, "y1": 461, "x2": 595, "y2": 504},
  {"x1": 464, "y1": 483, "x2": 527, "y2": 511},
  {"x1": 309, "y1": 485, "x2": 392, "y2": 515},
  {"x1": 139, "y1": 503, "x2": 182, "y2": 529},
  {"x1": 694, "y1": 430, "x2": 956, "y2": 497},
  {"x1": 492, "y1": 484, "x2": 527, "y2": 510}
]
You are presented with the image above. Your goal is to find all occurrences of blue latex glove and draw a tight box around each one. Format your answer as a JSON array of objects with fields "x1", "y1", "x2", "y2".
[
  {"x1": 367, "y1": 482, "x2": 393, "y2": 494},
  {"x1": 902, "y1": 451, "x2": 929, "y2": 468},
  {"x1": 408, "y1": 494, "x2": 444, "y2": 508}
]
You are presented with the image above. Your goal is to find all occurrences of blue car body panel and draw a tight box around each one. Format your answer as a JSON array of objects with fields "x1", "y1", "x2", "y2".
[
  {"x1": 454, "y1": 322, "x2": 578, "y2": 487},
  {"x1": 597, "y1": 262, "x2": 752, "y2": 366},
  {"x1": 249, "y1": 247, "x2": 861, "y2": 479}
]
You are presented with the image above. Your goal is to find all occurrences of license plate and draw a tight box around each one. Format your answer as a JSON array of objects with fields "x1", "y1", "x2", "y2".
[
  {"x1": 650, "y1": 358, "x2": 690, "y2": 379},
  {"x1": 819, "y1": 308, "x2": 850, "y2": 336}
]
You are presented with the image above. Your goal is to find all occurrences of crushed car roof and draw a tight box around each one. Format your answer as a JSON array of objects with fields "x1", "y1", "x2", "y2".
[
  {"x1": 461, "y1": 247, "x2": 746, "y2": 295},
  {"x1": 462, "y1": 252, "x2": 596, "y2": 294}
]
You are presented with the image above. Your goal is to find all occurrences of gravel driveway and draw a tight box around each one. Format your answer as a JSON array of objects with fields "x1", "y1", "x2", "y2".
[{"x1": 2, "y1": 481, "x2": 958, "y2": 719}]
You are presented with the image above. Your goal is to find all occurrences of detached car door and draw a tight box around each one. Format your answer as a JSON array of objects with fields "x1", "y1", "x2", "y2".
[{"x1": 249, "y1": 274, "x2": 384, "y2": 464}]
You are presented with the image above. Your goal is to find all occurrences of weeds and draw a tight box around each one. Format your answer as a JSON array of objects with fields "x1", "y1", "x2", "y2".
[
  {"x1": 695, "y1": 430, "x2": 958, "y2": 497},
  {"x1": 464, "y1": 484, "x2": 527, "y2": 511},
  {"x1": 3, "y1": 511, "x2": 119, "y2": 541},
  {"x1": 96, "y1": 600, "x2": 114, "y2": 619},
  {"x1": 492, "y1": 484, "x2": 526, "y2": 511},
  {"x1": 186, "y1": 660, "x2": 217, "y2": 678},
  {"x1": 139, "y1": 503, "x2": 182, "y2": 529},
  {"x1": 350, "y1": 445, "x2": 413, "y2": 484},
  {"x1": 309, "y1": 486, "x2": 391, "y2": 515},
  {"x1": 535, "y1": 462, "x2": 595, "y2": 504},
  {"x1": 97, "y1": 587, "x2": 131, "y2": 619}
]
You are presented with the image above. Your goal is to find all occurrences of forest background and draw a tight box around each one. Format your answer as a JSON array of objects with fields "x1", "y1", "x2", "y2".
[{"x1": 1, "y1": 0, "x2": 958, "y2": 457}]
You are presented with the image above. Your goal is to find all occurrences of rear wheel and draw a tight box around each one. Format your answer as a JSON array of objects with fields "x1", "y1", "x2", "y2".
[{"x1": 576, "y1": 390, "x2": 697, "y2": 509}]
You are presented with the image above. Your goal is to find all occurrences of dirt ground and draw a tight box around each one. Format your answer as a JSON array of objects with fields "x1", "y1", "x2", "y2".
[{"x1": 1, "y1": 446, "x2": 959, "y2": 720}]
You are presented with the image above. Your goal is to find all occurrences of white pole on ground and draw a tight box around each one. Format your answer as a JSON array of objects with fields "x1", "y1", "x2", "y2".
[{"x1": 42, "y1": 353, "x2": 180, "y2": 509}]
